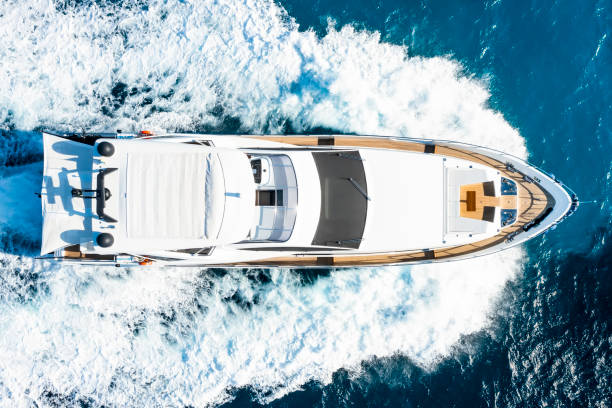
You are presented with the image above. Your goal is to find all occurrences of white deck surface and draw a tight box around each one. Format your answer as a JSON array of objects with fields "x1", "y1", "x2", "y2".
[
  {"x1": 357, "y1": 149, "x2": 502, "y2": 252},
  {"x1": 359, "y1": 149, "x2": 445, "y2": 251},
  {"x1": 126, "y1": 151, "x2": 212, "y2": 240},
  {"x1": 40, "y1": 134, "x2": 94, "y2": 254}
]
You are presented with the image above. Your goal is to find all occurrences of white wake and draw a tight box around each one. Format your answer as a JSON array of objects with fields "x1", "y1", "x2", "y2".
[{"x1": 0, "y1": 0, "x2": 525, "y2": 406}]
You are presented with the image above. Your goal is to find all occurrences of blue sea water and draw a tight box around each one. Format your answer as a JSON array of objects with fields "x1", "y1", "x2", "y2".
[
  {"x1": 221, "y1": 0, "x2": 612, "y2": 406},
  {"x1": 0, "y1": 0, "x2": 610, "y2": 407}
]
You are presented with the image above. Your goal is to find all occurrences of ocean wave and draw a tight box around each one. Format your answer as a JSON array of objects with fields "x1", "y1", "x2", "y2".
[{"x1": 0, "y1": 0, "x2": 526, "y2": 405}]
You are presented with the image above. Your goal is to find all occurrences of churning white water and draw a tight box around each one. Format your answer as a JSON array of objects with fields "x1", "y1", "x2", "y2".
[{"x1": 0, "y1": 0, "x2": 526, "y2": 406}]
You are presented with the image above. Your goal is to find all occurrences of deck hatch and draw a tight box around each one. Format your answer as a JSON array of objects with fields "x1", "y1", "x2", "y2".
[{"x1": 482, "y1": 206, "x2": 495, "y2": 222}]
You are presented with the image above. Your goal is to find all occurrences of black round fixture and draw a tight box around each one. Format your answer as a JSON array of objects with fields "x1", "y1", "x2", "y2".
[
  {"x1": 97, "y1": 141, "x2": 115, "y2": 157},
  {"x1": 96, "y1": 233, "x2": 114, "y2": 248}
]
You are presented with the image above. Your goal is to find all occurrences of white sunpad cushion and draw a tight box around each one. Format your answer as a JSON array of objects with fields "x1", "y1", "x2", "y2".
[{"x1": 126, "y1": 151, "x2": 214, "y2": 239}]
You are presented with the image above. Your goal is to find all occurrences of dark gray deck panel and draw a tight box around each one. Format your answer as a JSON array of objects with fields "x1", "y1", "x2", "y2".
[{"x1": 311, "y1": 151, "x2": 367, "y2": 249}]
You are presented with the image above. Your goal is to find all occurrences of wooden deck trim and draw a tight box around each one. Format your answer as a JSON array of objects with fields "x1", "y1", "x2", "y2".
[
  {"x1": 460, "y1": 182, "x2": 517, "y2": 221},
  {"x1": 234, "y1": 136, "x2": 550, "y2": 267}
]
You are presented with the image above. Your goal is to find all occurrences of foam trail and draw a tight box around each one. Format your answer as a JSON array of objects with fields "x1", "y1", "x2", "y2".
[
  {"x1": 0, "y1": 0, "x2": 525, "y2": 406},
  {"x1": 0, "y1": 0, "x2": 525, "y2": 156}
]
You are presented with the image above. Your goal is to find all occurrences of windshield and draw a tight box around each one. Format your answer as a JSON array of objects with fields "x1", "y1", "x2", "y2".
[
  {"x1": 250, "y1": 154, "x2": 298, "y2": 241},
  {"x1": 311, "y1": 151, "x2": 368, "y2": 249}
]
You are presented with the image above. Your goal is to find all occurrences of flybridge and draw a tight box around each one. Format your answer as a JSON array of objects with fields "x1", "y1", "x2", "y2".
[
  {"x1": 38, "y1": 132, "x2": 577, "y2": 267},
  {"x1": 41, "y1": 134, "x2": 255, "y2": 255}
]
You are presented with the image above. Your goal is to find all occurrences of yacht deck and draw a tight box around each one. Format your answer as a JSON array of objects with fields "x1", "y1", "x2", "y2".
[{"x1": 231, "y1": 135, "x2": 550, "y2": 266}]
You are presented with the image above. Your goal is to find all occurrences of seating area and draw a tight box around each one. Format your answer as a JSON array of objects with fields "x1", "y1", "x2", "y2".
[
  {"x1": 501, "y1": 209, "x2": 518, "y2": 226},
  {"x1": 459, "y1": 179, "x2": 518, "y2": 225},
  {"x1": 501, "y1": 177, "x2": 518, "y2": 195},
  {"x1": 459, "y1": 181, "x2": 498, "y2": 222}
]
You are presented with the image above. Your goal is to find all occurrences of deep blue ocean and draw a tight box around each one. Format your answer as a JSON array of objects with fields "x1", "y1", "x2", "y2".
[
  {"x1": 0, "y1": 0, "x2": 610, "y2": 407},
  {"x1": 225, "y1": 1, "x2": 611, "y2": 406}
]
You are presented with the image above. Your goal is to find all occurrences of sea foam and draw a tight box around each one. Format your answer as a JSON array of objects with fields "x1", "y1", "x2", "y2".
[{"x1": 0, "y1": 0, "x2": 525, "y2": 406}]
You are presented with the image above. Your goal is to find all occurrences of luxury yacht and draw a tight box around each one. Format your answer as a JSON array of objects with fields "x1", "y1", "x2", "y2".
[{"x1": 39, "y1": 131, "x2": 578, "y2": 267}]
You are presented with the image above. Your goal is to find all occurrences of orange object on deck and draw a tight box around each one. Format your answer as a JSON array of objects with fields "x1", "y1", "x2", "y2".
[{"x1": 138, "y1": 258, "x2": 153, "y2": 266}]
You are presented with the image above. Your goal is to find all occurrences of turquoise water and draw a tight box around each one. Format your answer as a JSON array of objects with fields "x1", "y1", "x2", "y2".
[{"x1": 0, "y1": 0, "x2": 610, "y2": 406}]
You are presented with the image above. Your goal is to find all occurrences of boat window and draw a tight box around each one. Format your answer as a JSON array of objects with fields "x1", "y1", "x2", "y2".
[
  {"x1": 311, "y1": 151, "x2": 368, "y2": 249},
  {"x1": 256, "y1": 189, "x2": 283, "y2": 206},
  {"x1": 173, "y1": 247, "x2": 214, "y2": 256},
  {"x1": 185, "y1": 140, "x2": 213, "y2": 146}
]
